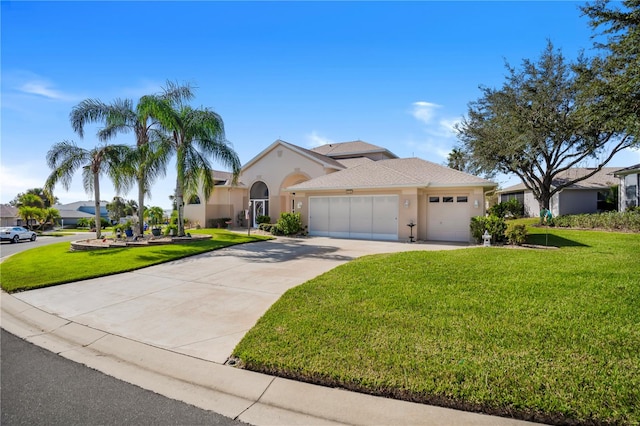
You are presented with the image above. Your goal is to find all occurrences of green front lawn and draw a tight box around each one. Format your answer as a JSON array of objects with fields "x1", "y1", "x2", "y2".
[
  {"x1": 233, "y1": 227, "x2": 640, "y2": 424},
  {"x1": 0, "y1": 229, "x2": 270, "y2": 293}
]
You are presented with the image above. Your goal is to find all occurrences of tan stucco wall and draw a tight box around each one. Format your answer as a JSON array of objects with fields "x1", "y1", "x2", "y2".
[{"x1": 241, "y1": 145, "x2": 328, "y2": 223}]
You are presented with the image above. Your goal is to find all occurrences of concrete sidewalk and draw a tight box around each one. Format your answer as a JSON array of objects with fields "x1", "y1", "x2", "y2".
[{"x1": 1, "y1": 237, "x2": 538, "y2": 425}]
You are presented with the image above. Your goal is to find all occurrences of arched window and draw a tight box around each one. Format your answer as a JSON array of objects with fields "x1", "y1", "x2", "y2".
[
  {"x1": 187, "y1": 195, "x2": 201, "y2": 205},
  {"x1": 250, "y1": 181, "x2": 269, "y2": 199}
]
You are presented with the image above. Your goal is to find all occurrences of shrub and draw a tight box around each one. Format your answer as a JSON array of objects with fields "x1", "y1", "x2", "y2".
[
  {"x1": 258, "y1": 223, "x2": 274, "y2": 232},
  {"x1": 276, "y1": 212, "x2": 302, "y2": 236},
  {"x1": 163, "y1": 224, "x2": 178, "y2": 236},
  {"x1": 489, "y1": 199, "x2": 524, "y2": 218},
  {"x1": 209, "y1": 217, "x2": 232, "y2": 228},
  {"x1": 551, "y1": 211, "x2": 640, "y2": 232},
  {"x1": 256, "y1": 215, "x2": 271, "y2": 225},
  {"x1": 505, "y1": 223, "x2": 527, "y2": 245},
  {"x1": 470, "y1": 215, "x2": 507, "y2": 244}
]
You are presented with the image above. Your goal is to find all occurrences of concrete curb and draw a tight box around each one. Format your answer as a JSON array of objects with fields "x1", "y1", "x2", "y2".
[{"x1": 1, "y1": 291, "x2": 538, "y2": 426}]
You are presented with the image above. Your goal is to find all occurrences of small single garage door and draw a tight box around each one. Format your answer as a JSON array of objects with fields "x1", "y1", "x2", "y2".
[
  {"x1": 427, "y1": 195, "x2": 471, "y2": 242},
  {"x1": 309, "y1": 195, "x2": 398, "y2": 240}
]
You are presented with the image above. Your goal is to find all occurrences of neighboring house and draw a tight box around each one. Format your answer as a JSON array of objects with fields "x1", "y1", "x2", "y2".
[
  {"x1": 498, "y1": 167, "x2": 620, "y2": 218},
  {"x1": 0, "y1": 204, "x2": 21, "y2": 227},
  {"x1": 185, "y1": 140, "x2": 497, "y2": 242},
  {"x1": 53, "y1": 201, "x2": 110, "y2": 227},
  {"x1": 614, "y1": 164, "x2": 640, "y2": 211}
]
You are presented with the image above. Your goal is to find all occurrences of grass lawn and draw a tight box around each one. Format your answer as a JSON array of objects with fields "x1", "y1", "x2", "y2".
[
  {"x1": 0, "y1": 229, "x2": 271, "y2": 293},
  {"x1": 233, "y1": 227, "x2": 640, "y2": 424}
]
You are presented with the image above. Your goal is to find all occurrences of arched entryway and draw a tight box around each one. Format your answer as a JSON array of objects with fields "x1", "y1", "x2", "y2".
[{"x1": 250, "y1": 181, "x2": 269, "y2": 227}]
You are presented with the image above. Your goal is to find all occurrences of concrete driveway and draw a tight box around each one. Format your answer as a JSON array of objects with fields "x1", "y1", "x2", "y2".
[{"x1": 14, "y1": 237, "x2": 466, "y2": 364}]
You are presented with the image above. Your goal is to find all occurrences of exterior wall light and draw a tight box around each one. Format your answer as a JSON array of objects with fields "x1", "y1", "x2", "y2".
[
  {"x1": 404, "y1": 199, "x2": 410, "y2": 208},
  {"x1": 474, "y1": 199, "x2": 479, "y2": 208}
]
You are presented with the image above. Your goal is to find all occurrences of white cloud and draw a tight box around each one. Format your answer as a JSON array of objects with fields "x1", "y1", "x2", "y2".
[
  {"x1": 406, "y1": 101, "x2": 462, "y2": 162},
  {"x1": 18, "y1": 80, "x2": 77, "y2": 102},
  {"x1": 0, "y1": 163, "x2": 51, "y2": 203},
  {"x1": 411, "y1": 101, "x2": 441, "y2": 124},
  {"x1": 306, "y1": 131, "x2": 334, "y2": 148}
]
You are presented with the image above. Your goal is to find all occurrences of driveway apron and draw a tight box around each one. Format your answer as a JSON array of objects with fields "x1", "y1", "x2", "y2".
[{"x1": 14, "y1": 237, "x2": 465, "y2": 364}]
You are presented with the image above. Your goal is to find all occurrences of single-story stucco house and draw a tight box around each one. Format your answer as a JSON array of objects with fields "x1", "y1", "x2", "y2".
[
  {"x1": 498, "y1": 167, "x2": 620, "y2": 218},
  {"x1": 185, "y1": 140, "x2": 497, "y2": 242},
  {"x1": 0, "y1": 204, "x2": 20, "y2": 227},
  {"x1": 614, "y1": 163, "x2": 640, "y2": 211},
  {"x1": 53, "y1": 201, "x2": 110, "y2": 227}
]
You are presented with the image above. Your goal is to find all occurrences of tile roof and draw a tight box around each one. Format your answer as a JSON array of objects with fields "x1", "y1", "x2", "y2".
[
  {"x1": 0, "y1": 204, "x2": 18, "y2": 218},
  {"x1": 500, "y1": 167, "x2": 621, "y2": 193},
  {"x1": 286, "y1": 158, "x2": 495, "y2": 191},
  {"x1": 311, "y1": 140, "x2": 398, "y2": 159},
  {"x1": 337, "y1": 157, "x2": 374, "y2": 168},
  {"x1": 614, "y1": 163, "x2": 640, "y2": 176}
]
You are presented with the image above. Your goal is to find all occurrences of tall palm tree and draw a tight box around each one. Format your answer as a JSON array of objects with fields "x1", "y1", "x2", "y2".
[
  {"x1": 151, "y1": 102, "x2": 240, "y2": 236},
  {"x1": 70, "y1": 82, "x2": 194, "y2": 235},
  {"x1": 45, "y1": 141, "x2": 131, "y2": 239}
]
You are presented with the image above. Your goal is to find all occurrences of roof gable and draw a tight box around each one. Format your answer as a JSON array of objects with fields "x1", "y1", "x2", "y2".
[{"x1": 241, "y1": 139, "x2": 345, "y2": 172}]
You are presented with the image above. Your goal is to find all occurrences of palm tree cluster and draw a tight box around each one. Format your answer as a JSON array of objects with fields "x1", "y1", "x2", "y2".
[
  {"x1": 45, "y1": 81, "x2": 240, "y2": 238},
  {"x1": 10, "y1": 188, "x2": 61, "y2": 231}
]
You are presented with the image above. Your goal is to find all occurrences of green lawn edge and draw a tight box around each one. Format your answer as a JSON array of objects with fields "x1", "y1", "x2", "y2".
[
  {"x1": 0, "y1": 229, "x2": 271, "y2": 293},
  {"x1": 232, "y1": 227, "x2": 640, "y2": 425}
]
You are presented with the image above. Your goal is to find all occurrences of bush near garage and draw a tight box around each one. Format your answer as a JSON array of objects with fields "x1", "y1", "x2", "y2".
[{"x1": 470, "y1": 215, "x2": 507, "y2": 244}]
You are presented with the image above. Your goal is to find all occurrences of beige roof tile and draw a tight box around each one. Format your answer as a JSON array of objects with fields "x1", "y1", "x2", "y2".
[
  {"x1": 500, "y1": 167, "x2": 621, "y2": 193},
  {"x1": 311, "y1": 140, "x2": 397, "y2": 158},
  {"x1": 287, "y1": 158, "x2": 495, "y2": 191}
]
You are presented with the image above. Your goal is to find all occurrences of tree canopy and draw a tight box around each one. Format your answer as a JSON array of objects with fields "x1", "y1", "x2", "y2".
[
  {"x1": 579, "y1": 0, "x2": 640, "y2": 141},
  {"x1": 45, "y1": 141, "x2": 131, "y2": 238},
  {"x1": 456, "y1": 42, "x2": 637, "y2": 211},
  {"x1": 69, "y1": 81, "x2": 194, "y2": 235}
]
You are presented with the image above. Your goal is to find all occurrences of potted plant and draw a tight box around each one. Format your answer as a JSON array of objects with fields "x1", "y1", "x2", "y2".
[
  {"x1": 146, "y1": 206, "x2": 164, "y2": 237},
  {"x1": 122, "y1": 220, "x2": 134, "y2": 238}
]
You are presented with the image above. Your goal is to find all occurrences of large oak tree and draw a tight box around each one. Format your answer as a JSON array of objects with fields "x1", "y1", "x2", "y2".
[{"x1": 456, "y1": 42, "x2": 637, "y2": 211}]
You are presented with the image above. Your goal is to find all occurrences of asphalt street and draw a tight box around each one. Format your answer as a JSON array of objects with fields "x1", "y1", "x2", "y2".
[
  {"x1": 0, "y1": 234, "x2": 84, "y2": 258},
  {"x1": 0, "y1": 330, "x2": 248, "y2": 426}
]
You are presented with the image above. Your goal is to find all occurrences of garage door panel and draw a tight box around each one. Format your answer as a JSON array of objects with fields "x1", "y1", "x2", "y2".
[
  {"x1": 427, "y1": 195, "x2": 471, "y2": 242},
  {"x1": 329, "y1": 197, "x2": 350, "y2": 238},
  {"x1": 372, "y1": 196, "x2": 398, "y2": 238},
  {"x1": 309, "y1": 197, "x2": 329, "y2": 236},
  {"x1": 349, "y1": 197, "x2": 372, "y2": 238},
  {"x1": 309, "y1": 195, "x2": 398, "y2": 240}
]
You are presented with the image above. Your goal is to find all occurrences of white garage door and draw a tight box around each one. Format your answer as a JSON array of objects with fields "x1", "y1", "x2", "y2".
[
  {"x1": 309, "y1": 195, "x2": 398, "y2": 240},
  {"x1": 427, "y1": 195, "x2": 471, "y2": 242}
]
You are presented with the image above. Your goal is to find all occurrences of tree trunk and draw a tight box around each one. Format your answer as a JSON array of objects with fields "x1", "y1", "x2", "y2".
[
  {"x1": 93, "y1": 172, "x2": 101, "y2": 239},
  {"x1": 137, "y1": 176, "x2": 145, "y2": 236},
  {"x1": 176, "y1": 176, "x2": 185, "y2": 237}
]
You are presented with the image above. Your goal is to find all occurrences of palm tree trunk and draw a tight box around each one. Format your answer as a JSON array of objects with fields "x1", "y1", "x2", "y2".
[
  {"x1": 137, "y1": 176, "x2": 145, "y2": 236},
  {"x1": 176, "y1": 175, "x2": 185, "y2": 237},
  {"x1": 94, "y1": 172, "x2": 102, "y2": 239}
]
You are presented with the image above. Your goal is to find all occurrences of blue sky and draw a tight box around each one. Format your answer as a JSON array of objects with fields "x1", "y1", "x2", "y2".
[{"x1": 2, "y1": 1, "x2": 638, "y2": 209}]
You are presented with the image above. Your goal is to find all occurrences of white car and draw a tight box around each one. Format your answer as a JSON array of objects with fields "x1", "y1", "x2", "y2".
[{"x1": 0, "y1": 226, "x2": 37, "y2": 243}]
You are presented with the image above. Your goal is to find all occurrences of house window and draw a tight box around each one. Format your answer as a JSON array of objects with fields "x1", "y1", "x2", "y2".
[
  {"x1": 625, "y1": 174, "x2": 639, "y2": 208},
  {"x1": 443, "y1": 196, "x2": 454, "y2": 203},
  {"x1": 457, "y1": 196, "x2": 468, "y2": 203},
  {"x1": 187, "y1": 195, "x2": 201, "y2": 205},
  {"x1": 429, "y1": 196, "x2": 439, "y2": 203},
  {"x1": 500, "y1": 191, "x2": 525, "y2": 206}
]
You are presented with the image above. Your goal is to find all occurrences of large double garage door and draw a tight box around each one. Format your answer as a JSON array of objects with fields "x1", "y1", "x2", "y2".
[{"x1": 309, "y1": 195, "x2": 398, "y2": 241}]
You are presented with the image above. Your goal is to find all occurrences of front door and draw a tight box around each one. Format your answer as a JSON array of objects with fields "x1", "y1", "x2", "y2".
[{"x1": 252, "y1": 199, "x2": 268, "y2": 227}]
